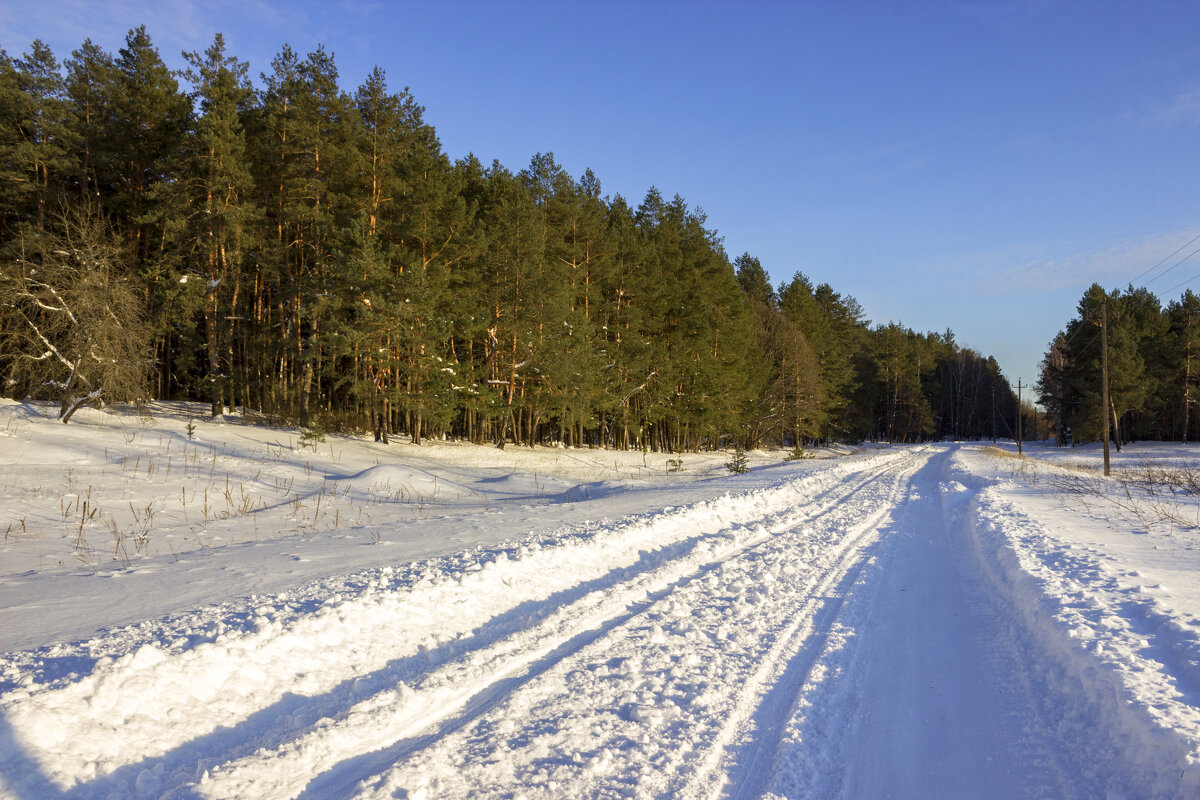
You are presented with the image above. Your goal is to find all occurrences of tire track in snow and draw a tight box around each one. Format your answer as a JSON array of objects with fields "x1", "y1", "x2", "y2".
[
  {"x1": 330, "y1": 449, "x2": 933, "y2": 800},
  {"x1": 0, "y1": 450, "x2": 909, "y2": 799},
  {"x1": 760, "y1": 448, "x2": 1075, "y2": 800},
  {"x1": 683, "y1": 447, "x2": 928, "y2": 800},
  {"x1": 191, "y1": 451, "x2": 928, "y2": 800}
]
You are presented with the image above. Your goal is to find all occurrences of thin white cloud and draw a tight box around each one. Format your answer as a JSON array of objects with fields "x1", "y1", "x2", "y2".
[
  {"x1": 863, "y1": 140, "x2": 919, "y2": 160},
  {"x1": 336, "y1": 0, "x2": 385, "y2": 16},
  {"x1": 0, "y1": 0, "x2": 301, "y2": 72},
  {"x1": 1128, "y1": 87, "x2": 1200, "y2": 129},
  {"x1": 950, "y1": 0, "x2": 1043, "y2": 20},
  {"x1": 802, "y1": 139, "x2": 934, "y2": 185},
  {"x1": 949, "y1": 228, "x2": 1200, "y2": 298},
  {"x1": 997, "y1": 130, "x2": 1049, "y2": 154},
  {"x1": 858, "y1": 152, "x2": 935, "y2": 184}
]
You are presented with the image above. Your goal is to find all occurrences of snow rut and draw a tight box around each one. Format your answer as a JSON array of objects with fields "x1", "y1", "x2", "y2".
[
  {"x1": 333, "y1": 450, "x2": 930, "y2": 800},
  {"x1": 0, "y1": 449, "x2": 921, "y2": 800},
  {"x1": 759, "y1": 449, "x2": 1076, "y2": 800},
  {"x1": 963, "y1": 469, "x2": 1200, "y2": 798}
]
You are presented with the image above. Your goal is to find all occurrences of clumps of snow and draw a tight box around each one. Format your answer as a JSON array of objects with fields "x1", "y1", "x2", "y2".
[
  {"x1": 955, "y1": 448, "x2": 1200, "y2": 798},
  {"x1": 6, "y1": 408, "x2": 1200, "y2": 799},
  {"x1": 0, "y1": 437, "x2": 887, "y2": 798}
]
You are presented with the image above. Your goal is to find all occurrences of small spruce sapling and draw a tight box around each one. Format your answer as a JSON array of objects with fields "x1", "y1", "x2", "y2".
[
  {"x1": 726, "y1": 444, "x2": 750, "y2": 474},
  {"x1": 299, "y1": 422, "x2": 327, "y2": 452},
  {"x1": 785, "y1": 445, "x2": 814, "y2": 461}
]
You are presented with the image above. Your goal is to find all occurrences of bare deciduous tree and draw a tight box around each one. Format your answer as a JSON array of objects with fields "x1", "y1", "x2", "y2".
[{"x1": 1, "y1": 204, "x2": 151, "y2": 421}]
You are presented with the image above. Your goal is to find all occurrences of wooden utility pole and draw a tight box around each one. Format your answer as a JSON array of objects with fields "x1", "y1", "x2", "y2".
[
  {"x1": 1185, "y1": 307, "x2": 1194, "y2": 444},
  {"x1": 1102, "y1": 301, "x2": 1111, "y2": 476},
  {"x1": 1017, "y1": 378, "x2": 1023, "y2": 456}
]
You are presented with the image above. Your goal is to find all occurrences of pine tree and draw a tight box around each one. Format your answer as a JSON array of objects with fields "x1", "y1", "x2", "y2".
[
  {"x1": 476, "y1": 163, "x2": 548, "y2": 446},
  {"x1": 742, "y1": 293, "x2": 822, "y2": 448},
  {"x1": 255, "y1": 45, "x2": 352, "y2": 423},
  {"x1": 1038, "y1": 332, "x2": 1070, "y2": 444},
  {"x1": 98, "y1": 28, "x2": 192, "y2": 400},
  {"x1": 524, "y1": 154, "x2": 611, "y2": 446},
  {"x1": 180, "y1": 33, "x2": 257, "y2": 416},
  {"x1": 1167, "y1": 290, "x2": 1200, "y2": 442},
  {"x1": 0, "y1": 41, "x2": 73, "y2": 233},
  {"x1": 332, "y1": 214, "x2": 398, "y2": 439},
  {"x1": 779, "y1": 272, "x2": 870, "y2": 439},
  {"x1": 1059, "y1": 285, "x2": 1134, "y2": 446},
  {"x1": 680, "y1": 213, "x2": 757, "y2": 448},
  {"x1": 62, "y1": 39, "x2": 116, "y2": 200},
  {"x1": 601, "y1": 194, "x2": 655, "y2": 449},
  {"x1": 734, "y1": 252, "x2": 775, "y2": 308},
  {"x1": 389, "y1": 83, "x2": 477, "y2": 443},
  {"x1": 340, "y1": 66, "x2": 406, "y2": 438},
  {"x1": 108, "y1": 27, "x2": 191, "y2": 263},
  {"x1": 1115, "y1": 286, "x2": 1165, "y2": 441},
  {"x1": 873, "y1": 323, "x2": 934, "y2": 443}
]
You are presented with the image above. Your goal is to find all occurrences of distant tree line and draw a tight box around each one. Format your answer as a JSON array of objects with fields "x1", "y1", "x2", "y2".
[
  {"x1": 0, "y1": 28, "x2": 1019, "y2": 449},
  {"x1": 1038, "y1": 282, "x2": 1200, "y2": 447}
]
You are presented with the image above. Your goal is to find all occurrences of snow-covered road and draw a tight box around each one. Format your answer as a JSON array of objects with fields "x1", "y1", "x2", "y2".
[
  {"x1": 768, "y1": 448, "x2": 1069, "y2": 799},
  {"x1": 3, "y1": 429, "x2": 1199, "y2": 799}
]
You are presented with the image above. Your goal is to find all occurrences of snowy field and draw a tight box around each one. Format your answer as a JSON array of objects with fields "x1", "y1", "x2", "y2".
[{"x1": 1, "y1": 402, "x2": 1199, "y2": 799}]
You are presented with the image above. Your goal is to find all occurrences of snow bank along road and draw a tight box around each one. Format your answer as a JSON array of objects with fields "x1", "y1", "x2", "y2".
[{"x1": 2, "y1": 445, "x2": 1199, "y2": 799}]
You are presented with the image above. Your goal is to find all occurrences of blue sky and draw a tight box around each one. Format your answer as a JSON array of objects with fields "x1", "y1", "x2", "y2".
[{"x1": 5, "y1": 0, "x2": 1200, "y2": 394}]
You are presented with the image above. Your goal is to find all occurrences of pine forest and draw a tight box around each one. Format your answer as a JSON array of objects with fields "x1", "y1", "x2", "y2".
[
  {"x1": 1038, "y1": 282, "x2": 1200, "y2": 447},
  {"x1": 1, "y1": 29, "x2": 1025, "y2": 450}
]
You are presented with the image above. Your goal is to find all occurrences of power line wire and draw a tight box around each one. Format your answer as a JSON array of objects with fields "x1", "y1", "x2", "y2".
[
  {"x1": 1039, "y1": 228, "x2": 1196, "y2": 378},
  {"x1": 1160, "y1": 270, "x2": 1200, "y2": 297},
  {"x1": 1076, "y1": 327, "x2": 1102, "y2": 355},
  {"x1": 1148, "y1": 241, "x2": 1200, "y2": 294},
  {"x1": 1131, "y1": 231, "x2": 1200, "y2": 286},
  {"x1": 1055, "y1": 297, "x2": 1105, "y2": 355},
  {"x1": 1048, "y1": 232, "x2": 1184, "y2": 356}
]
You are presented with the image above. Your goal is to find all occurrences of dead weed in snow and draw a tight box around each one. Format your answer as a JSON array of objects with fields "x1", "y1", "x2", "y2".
[{"x1": 984, "y1": 447, "x2": 1200, "y2": 531}]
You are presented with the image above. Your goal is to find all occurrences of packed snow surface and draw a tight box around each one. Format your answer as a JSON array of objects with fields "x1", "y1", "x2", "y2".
[{"x1": 2, "y1": 403, "x2": 1200, "y2": 798}]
